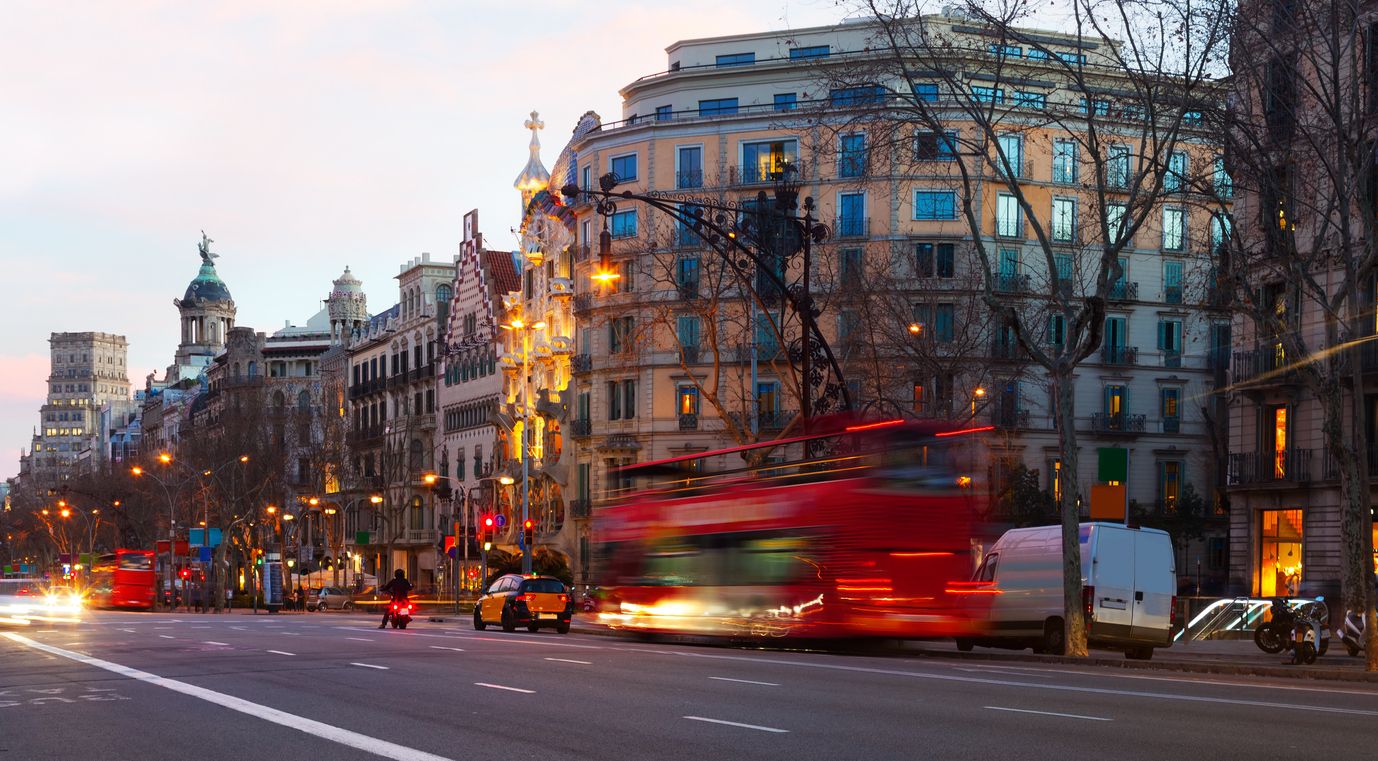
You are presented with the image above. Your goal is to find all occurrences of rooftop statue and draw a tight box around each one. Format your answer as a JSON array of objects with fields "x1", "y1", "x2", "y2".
[{"x1": 198, "y1": 230, "x2": 218, "y2": 263}]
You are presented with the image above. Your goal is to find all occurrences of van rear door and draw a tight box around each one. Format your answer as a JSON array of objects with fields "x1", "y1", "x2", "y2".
[
  {"x1": 1089, "y1": 525, "x2": 1134, "y2": 641},
  {"x1": 1130, "y1": 530, "x2": 1175, "y2": 645}
]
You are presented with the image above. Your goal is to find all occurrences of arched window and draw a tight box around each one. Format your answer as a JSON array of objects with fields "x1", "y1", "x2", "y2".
[
  {"x1": 436, "y1": 284, "x2": 452, "y2": 304},
  {"x1": 247, "y1": 361, "x2": 257, "y2": 378},
  {"x1": 233, "y1": 362, "x2": 241, "y2": 379},
  {"x1": 273, "y1": 391, "x2": 286, "y2": 408},
  {"x1": 297, "y1": 390, "x2": 311, "y2": 411}
]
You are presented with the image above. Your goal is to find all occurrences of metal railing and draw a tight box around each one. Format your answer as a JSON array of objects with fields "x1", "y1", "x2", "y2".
[
  {"x1": 680, "y1": 345, "x2": 701, "y2": 364},
  {"x1": 993, "y1": 408, "x2": 1029, "y2": 429},
  {"x1": 1109, "y1": 281, "x2": 1139, "y2": 301},
  {"x1": 994, "y1": 273, "x2": 1030, "y2": 293},
  {"x1": 990, "y1": 342, "x2": 1024, "y2": 361},
  {"x1": 833, "y1": 216, "x2": 870, "y2": 239},
  {"x1": 1164, "y1": 285, "x2": 1184, "y2": 304},
  {"x1": 1232, "y1": 346, "x2": 1290, "y2": 384},
  {"x1": 1161, "y1": 350, "x2": 1182, "y2": 368},
  {"x1": 679, "y1": 413, "x2": 699, "y2": 431},
  {"x1": 1162, "y1": 417, "x2": 1181, "y2": 434},
  {"x1": 572, "y1": 354, "x2": 592, "y2": 373},
  {"x1": 1090, "y1": 412, "x2": 1146, "y2": 433},
  {"x1": 571, "y1": 419, "x2": 592, "y2": 437},
  {"x1": 729, "y1": 163, "x2": 808, "y2": 186},
  {"x1": 1101, "y1": 345, "x2": 1138, "y2": 365},
  {"x1": 1228, "y1": 449, "x2": 1313, "y2": 484},
  {"x1": 675, "y1": 170, "x2": 704, "y2": 189}
]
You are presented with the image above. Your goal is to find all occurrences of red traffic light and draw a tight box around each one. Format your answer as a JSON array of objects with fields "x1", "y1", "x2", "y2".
[
  {"x1": 483, "y1": 516, "x2": 495, "y2": 528},
  {"x1": 179, "y1": 568, "x2": 191, "y2": 579},
  {"x1": 523, "y1": 519, "x2": 534, "y2": 530}
]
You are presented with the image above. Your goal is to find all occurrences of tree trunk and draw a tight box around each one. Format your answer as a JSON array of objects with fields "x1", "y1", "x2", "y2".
[{"x1": 1052, "y1": 369, "x2": 1089, "y2": 657}]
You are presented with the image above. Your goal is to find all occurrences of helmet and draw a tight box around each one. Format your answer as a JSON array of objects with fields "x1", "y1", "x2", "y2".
[{"x1": 394, "y1": 569, "x2": 405, "y2": 579}]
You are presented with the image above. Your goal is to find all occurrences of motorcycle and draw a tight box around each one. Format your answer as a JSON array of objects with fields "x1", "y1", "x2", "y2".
[
  {"x1": 387, "y1": 597, "x2": 413, "y2": 630},
  {"x1": 1253, "y1": 598, "x2": 1295, "y2": 654},
  {"x1": 1254, "y1": 597, "x2": 1329, "y2": 660}
]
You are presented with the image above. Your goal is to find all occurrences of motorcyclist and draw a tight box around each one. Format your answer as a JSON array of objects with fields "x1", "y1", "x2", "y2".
[{"x1": 378, "y1": 569, "x2": 414, "y2": 629}]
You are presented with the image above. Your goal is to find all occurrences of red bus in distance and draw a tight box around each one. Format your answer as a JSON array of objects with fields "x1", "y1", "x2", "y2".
[
  {"x1": 592, "y1": 419, "x2": 991, "y2": 639},
  {"x1": 88, "y1": 550, "x2": 156, "y2": 610}
]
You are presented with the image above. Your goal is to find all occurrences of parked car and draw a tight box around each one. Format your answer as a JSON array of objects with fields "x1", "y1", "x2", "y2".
[
  {"x1": 958, "y1": 522, "x2": 1176, "y2": 660},
  {"x1": 308, "y1": 586, "x2": 352, "y2": 611}
]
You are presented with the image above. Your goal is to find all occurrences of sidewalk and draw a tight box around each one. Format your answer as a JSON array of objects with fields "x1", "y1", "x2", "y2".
[{"x1": 908, "y1": 637, "x2": 1378, "y2": 683}]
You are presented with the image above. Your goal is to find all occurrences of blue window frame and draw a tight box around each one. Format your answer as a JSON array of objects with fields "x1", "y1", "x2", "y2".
[
  {"x1": 655, "y1": 105, "x2": 673, "y2": 121},
  {"x1": 973, "y1": 86, "x2": 1004, "y2": 103},
  {"x1": 716, "y1": 52, "x2": 755, "y2": 67},
  {"x1": 610, "y1": 210, "x2": 637, "y2": 239},
  {"x1": 839, "y1": 133, "x2": 866, "y2": 177},
  {"x1": 774, "y1": 93, "x2": 797, "y2": 111},
  {"x1": 698, "y1": 98, "x2": 738, "y2": 116},
  {"x1": 676, "y1": 315, "x2": 701, "y2": 348},
  {"x1": 1014, "y1": 91, "x2": 1046, "y2": 109},
  {"x1": 1079, "y1": 98, "x2": 1110, "y2": 116},
  {"x1": 990, "y1": 44, "x2": 1022, "y2": 58},
  {"x1": 789, "y1": 45, "x2": 830, "y2": 59},
  {"x1": 754, "y1": 312, "x2": 779, "y2": 356},
  {"x1": 916, "y1": 130, "x2": 958, "y2": 160},
  {"x1": 1057, "y1": 51, "x2": 1087, "y2": 65},
  {"x1": 914, "y1": 191, "x2": 957, "y2": 220},
  {"x1": 934, "y1": 304, "x2": 955, "y2": 343},
  {"x1": 830, "y1": 85, "x2": 886, "y2": 107},
  {"x1": 610, "y1": 154, "x2": 638, "y2": 183},
  {"x1": 1026, "y1": 48, "x2": 1050, "y2": 61},
  {"x1": 838, "y1": 193, "x2": 866, "y2": 236},
  {"x1": 913, "y1": 83, "x2": 939, "y2": 102}
]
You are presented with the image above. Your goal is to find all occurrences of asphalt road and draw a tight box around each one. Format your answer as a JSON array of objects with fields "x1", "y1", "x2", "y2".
[{"x1": 2, "y1": 610, "x2": 1377, "y2": 760}]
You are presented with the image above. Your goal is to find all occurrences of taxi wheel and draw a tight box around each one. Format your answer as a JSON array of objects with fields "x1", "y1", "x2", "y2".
[
  {"x1": 501, "y1": 607, "x2": 517, "y2": 633},
  {"x1": 527, "y1": 623, "x2": 540, "y2": 633},
  {"x1": 556, "y1": 621, "x2": 571, "y2": 635},
  {"x1": 473, "y1": 609, "x2": 486, "y2": 631}
]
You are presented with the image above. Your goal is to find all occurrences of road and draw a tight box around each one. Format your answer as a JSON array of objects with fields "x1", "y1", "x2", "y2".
[{"x1": 2, "y1": 610, "x2": 1376, "y2": 760}]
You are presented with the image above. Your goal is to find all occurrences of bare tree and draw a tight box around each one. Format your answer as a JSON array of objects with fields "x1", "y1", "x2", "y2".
[{"x1": 822, "y1": 0, "x2": 1229, "y2": 655}]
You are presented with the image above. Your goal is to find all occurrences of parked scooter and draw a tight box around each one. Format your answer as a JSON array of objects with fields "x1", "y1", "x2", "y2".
[
  {"x1": 1254, "y1": 597, "x2": 1330, "y2": 660},
  {"x1": 1253, "y1": 598, "x2": 1295, "y2": 654},
  {"x1": 1339, "y1": 609, "x2": 1373, "y2": 657}
]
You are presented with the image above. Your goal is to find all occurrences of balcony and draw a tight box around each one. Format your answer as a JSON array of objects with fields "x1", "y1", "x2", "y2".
[
  {"x1": 759, "y1": 409, "x2": 794, "y2": 431},
  {"x1": 1233, "y1": 346, "x2": 1291, "y2": 384},
  {"x1": 573, "y1": 293, "x2": 594, "y2": 314},
  {"x1": 569, "y1": 499, "x2": 592, "y2": 519},
  {"x1": 1101, "y1": 345, "x2": 1138, "y2": 366},
  {"x1": 729, "y1": 163, "x2": 807, "y2": 186},
  {"x1": 572, "y1": 354, "x2": 593, "y2": 373},
  {"x1": 834, "y1": 217, "x2": 870, "y2": 239},
  {"x1": 990, "y1": 341, "x2": 1024, "y2": 361},
  {"x1": 1162, "y1": 416, "x2": 1181, "y2": 434},
  {"x1": 1163, "y1": 285, "x2": 1184, "y2": 305},
  {"x1": 994, "y1": 273, "x2": 1030, "y2": 294},
  {"x1": 571, "y1": 418, "x2": 592, "y2": 437},
  {"x1": 1161, "y1": 350, "x2": 1182, "y2": 368},
  {"x1": 680, "y1": 345, "x2": 701, "y2": 364},
  {"x1": 679, "y1": 412, "x2": 699, "y2": 431},
  {"x1": 401, "y1": 529, "x2": 438, "y2": 545},
  {"x1": 1090, "y1": 412, "x2": 1146, "y2": 434},
  {"x1": 348, "y1": 426, "x2": 384, "y2": 446},
  {"x1": 1109, "y1": 281, "x2": 1139, "y2": 301},
  {"x1": 676, "y1": 280, "x2": 700, "y2": 299},
  {"x1": 574, "y1": 244, "x2": 591, "y2": 263},
  {"x1": 676, "y1": 170, "x2": 704, "y2": 189},
  {"x1": 1228, "y1": 449, "x2": 1313, "y2": 485},
  {"x1": 992, "y1": 407, "x2": 1029, "y2": 429}
]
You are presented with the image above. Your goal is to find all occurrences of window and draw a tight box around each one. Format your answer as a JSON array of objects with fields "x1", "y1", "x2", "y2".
[
  {"x1": 839, "y1": 133, "x2": 867, "y2": 177},
  {"x1": 610, "y1": 154, "x2": 638, "y2": 183},
  {"x1": 1052, "y1": 197, "x2": 1077, "y2": 243},
  {"x1": 676, "y1": 255, "x2": 700, "y2": 296},
  {"x1": 838, "y1": 192, "x2": 866, "y2": 236},
  {"x1": 830, "y1": 85, "x2": 886, "y2": 106},
  {"x1": 698, "y1": 98, "x2": 738, "y2": 116},
  {"x1": 1079, "y1": 97, "x2": 1109, "y2": 117},
  {"x1": 838, "y1": 309, "x2": 862, "y2": 344},
  {"x1": 740, "y1": 139, "x2": 797, "y2": 183},
  {"x1": 915, "y1": 130, "x2": 958, "y2": 160},
  {"x1": 756, "y1": 381, "x2": 780, "y2": 421},
  {"x1": 840, "y1": 248, "x2": 863, "y2": 287},
  {"x1": 1106, "y1": 202, "x2": 1127, "y2": 242},
  {"x1": 677, "y1": 386, "x2": 699, "y2": 415},
  {"x1": 1027, "y1": 47, "x2": 1050, "y2": 61},
  {"x1": 755, "y1": 312, "x2": 779, "y2": 356},
  {"x1": 1057, "y1": 51, "x2": 1087, "y2": 65},
  {"x1": 1210, "y1": 213, "x2": 1232, "y2": 254},
  {"x1": 998, "y1": 248, "x2": 1020, "y2": 277},
  {"x1": 622, "y1": 379, "x2": 636, "y2": 418},
  {"x1": 1164, "y1": 260, "x2": 1184, "y2": 304},
  {"x1": 1052, "y1": 139, "x2": 1078, "y2": 183},
  {"x1": 1161, "y1": 388, "x2": 1182, "y2": 433},
  {"x1": 581, "y1": 165, "x2": 591, "y2": 191},
  {"x1": 1162, "y1": 207, "x2": 1186, "y2": 251},
  {"x1": 1107, "y1": 144, "x2": 1130, "y2": 188},
  {"x1": 1013, "y1": 90, "x2": 1046, "y2": 108},
  {"x1": 997, "y1": 134, "x2": 1023, "y2": 177},
  {"x1": 934, "y1": 303, "x2": 955, "y2": 343},
  {"x1": 1158, "y1": 461, "x2": 1183, "y2": 510},
  {"x1": 1104, "y1": 384, "x2": 1127, "y2": 418},
  {"x1": 996, "y1": 193, "x2": 1021, "y2": 237},
  {"x1": 676, "y1": 315, "x2": 701, "y2": 351},
  {"x1": 1213, "y1": 157, "x2": 1232, "y2": 198},
  {"x1": 972, "y1": 85, "x2": 1005, "y2": 103},
  {"x1": 609, "y1": 316, "x2": 634, "y2": 353},
  {"x1": 913, "y1": 83, "x2": 939, "y2": 102},
  {"x1": 607, "y1": 381, "x2": 622, "y2": 421},
  {"x1": 1047, "y1": 313, "x2": 1065, "y2": 346},
  {"x1": 790, "y1": 45, "x2": 830, "y2": 59},
  {"x1": 915, "y1": 242, "x2": 955, "y2": 278},
  {"x1": 1165, "y1": 151, "x2": 1188, "y2": 192},
  {"x1": 610, "y1": 209, "x2": 637, "y2": 238},
  {"x1": 1158, "y1": 320, "x2": 1183, "y2": 366},
  {"x1": 914, "y1": 191, "x2": 956, "y2": 220},
  {"x1": 676, "y1": 146, "x2": 703, "y2": 189},
  {"x1": 990, "y1": 44, "x2": 1021, "y2": 58},
  {"x1": 773, "y1": 93, "x2": 797, "y2": 111},
  {"x1": 716, "y1": 52, "x2": 755, "y2": 67}
]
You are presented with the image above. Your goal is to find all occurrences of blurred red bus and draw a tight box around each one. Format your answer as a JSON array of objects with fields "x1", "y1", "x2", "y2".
[
  {"x1": 593, "y1": 419, "x2": 990, "y2": 639},
  {"x1": 89, "y1": 550, "x2": 156, "y2": 610}
]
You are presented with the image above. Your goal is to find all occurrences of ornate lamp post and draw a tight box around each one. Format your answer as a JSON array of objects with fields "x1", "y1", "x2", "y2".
[{"x1": 500, "y1": 318, "x2": 545, "y2": 575}]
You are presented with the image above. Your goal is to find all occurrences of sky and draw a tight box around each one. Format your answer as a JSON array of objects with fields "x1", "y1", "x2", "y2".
[{"x1": 0, "y1": 0, "x2": 852, "y2": 478}]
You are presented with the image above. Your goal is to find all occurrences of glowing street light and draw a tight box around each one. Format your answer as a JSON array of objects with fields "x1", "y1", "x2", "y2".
[
  {"x1": 266, "y1": 505, "x2": 278, "y2": 515},
  {"x1": 158, "y1": 453, "x2": 173, "y2": 464},
  {"x1": 499, "y1": 475, "x2": 515, "y2": 486},
  {"x1": 369, "y1": 494, "x2": 383, "y2": 505},
  {"x1": 422, "y1": 473, "x2": 438, "y2": 486},
  {"x1": 131, "y1": 466, "x2": 143, "y2": 476},
  {"x1": 908, "y1": 322, "x2": 924, "y2": 335},
  {"x1": 308, "y1": 497, "x2": 320, "y2": 507}
]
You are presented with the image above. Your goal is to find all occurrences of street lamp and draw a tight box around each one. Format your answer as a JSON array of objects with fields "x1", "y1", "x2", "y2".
[
  {"x1": 972, "y1": 387, "x2": 987, "y2": 417},
  {"x1": 501, "y1": 318, "x2": 546, "y2": 575}
]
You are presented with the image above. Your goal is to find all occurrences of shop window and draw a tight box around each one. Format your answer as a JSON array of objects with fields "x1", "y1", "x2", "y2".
[{"x1": 1259, "y1": 508, "x2": 1303, "y2": 596}]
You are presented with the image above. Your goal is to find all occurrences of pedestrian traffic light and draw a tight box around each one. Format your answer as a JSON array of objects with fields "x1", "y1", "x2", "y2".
[
  {"x1": 179, "y1": 568, "x2": 191, "y2": 580},
  {"x1": 522, "y1": 519, "x2": 534, "y2": 550}
]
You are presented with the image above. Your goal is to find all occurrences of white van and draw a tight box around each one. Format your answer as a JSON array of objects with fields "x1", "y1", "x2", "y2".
[{"x1": 959, "y1": 522, "x2": 1176, "y2": 660}]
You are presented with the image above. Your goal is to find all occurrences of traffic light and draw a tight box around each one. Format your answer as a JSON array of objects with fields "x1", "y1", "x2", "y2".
[
  {"x1": 480, "y1": 515, "x2": 495, "y2": 552},
  {"x1": 179, "y1": 568, "x2": 191, "y2": 580},
  {"x1": 522, "y1": 519, "x2": 534, "y2": 550}
]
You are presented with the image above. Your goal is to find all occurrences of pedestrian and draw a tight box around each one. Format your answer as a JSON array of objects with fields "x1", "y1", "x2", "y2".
[{"x1": 296, "y1": 583, "x2": 307, "y2": 612}]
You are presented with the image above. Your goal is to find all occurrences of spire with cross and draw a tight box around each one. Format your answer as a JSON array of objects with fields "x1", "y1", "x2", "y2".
[{"x1": 513, "y1": 108, "x2": 551, "y2": 199}]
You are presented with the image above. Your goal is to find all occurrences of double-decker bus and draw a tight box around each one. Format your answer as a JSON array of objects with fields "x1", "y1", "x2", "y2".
[
  {"x1": 592, "y1": 419, "x2": 991, "y2": 639},
  {"x1": 88, "y1": 550, "x2": 157, "y2": 610}
]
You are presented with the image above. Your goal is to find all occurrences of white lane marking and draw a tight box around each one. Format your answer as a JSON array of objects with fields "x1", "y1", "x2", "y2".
[
  {"x1": 153, "y1": 627, "x2": 170, "y2": 630},
  {"x1": 203, "y1": 641, "x2": 230, "y2": 646},
  {"x1": 954, "y1": 662, "x2": 1378, "y2": 697},
  {"x1": 346, "y1": 637, "x2": 374, "y2": 643},
  {"x1": 119, "y1": 628, "x2": 136, "y2": 633},
  {"x1": 430, "y1": 646, "x2": 465, "y2": 652},
  {"x1": 474, "y1": 682, "x2": 534, "y2": 694},
  {"x1": 985, "y1": 706, "x2": 1111, "y2": 721},
  {"x1": 231, "y1": 626, "x2": 247, "y2": 631},
  {"x1": 708, "y1": 676, "x2": 780, "y2": 686},
  {"x1": 652, "y1": 650, "x2": 1378, "y2": 717},
  {"x1": 957, "y1": 667, "x2": 1052, "y2": 678},
  {"x1": 3, "y1": 633, "x2": 455, "y2": 761},
  {"x1": 334, "y1": 626, "x2": 600, "y2": 650},
  {"x1": 193, "y1": 626, "x2": 210, "y2": 629},
  {"x1": 544, "y1": 657, "x2": 591, "y2": 665},
  {"x1": 352, "y1": 663, "x2": 389, "y2": 670},
  {"x1": 683, "y1": 716, "x2": 789, "y2": 733},
  {"x1": 267, "y1": 650, "x2": 295, "y2": 656},
  {"x1": 282, "y1": 632, "x2": 301, "y2": 636},
  {"x1": 158, "y1": 635, "x2": 175, "y2": 639},
  {"x1": 35, "y1": 630, "x2": 57, "y2": 633}
]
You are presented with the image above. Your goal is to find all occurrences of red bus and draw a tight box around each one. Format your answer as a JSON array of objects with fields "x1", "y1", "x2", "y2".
[
  {"x1": 592, "y1": 419, "x2": 991, "y2": 639},
  {"x1": 89, "y1": 550, "x2": 157, "y2": 610}
]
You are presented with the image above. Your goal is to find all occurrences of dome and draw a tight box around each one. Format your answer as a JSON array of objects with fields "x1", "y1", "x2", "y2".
[
  {"x1": 513, "y1": 110, "x2": 550, "y2": 194},
  {"x1": 184, "y1": 260, "x2": 233, "y2": 303},
  {"x1": 331, "y1": 266, "x2": 364, "y2": 299}
]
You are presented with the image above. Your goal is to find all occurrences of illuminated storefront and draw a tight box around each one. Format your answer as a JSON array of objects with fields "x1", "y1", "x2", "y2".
[{"x1": 1258, "y1": 508, "x2": 1302, "y2": 597}]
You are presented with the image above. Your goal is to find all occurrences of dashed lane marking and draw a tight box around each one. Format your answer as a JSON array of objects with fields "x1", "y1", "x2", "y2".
[
  {"x1": 351, "y1": 663, "x2": 389, "y2": 670},
  {"x1": 430, "y1": 646, "x2": 465, "y2": 652},
  {"x1": 3, "y1": 634, "x2": 454, "y2": 761},
  {"x1": 474, "y1": 683, "x2": 534, "y2": 694},
  {"x1": 683, "y1": 716, "x2": 788, "y2": 733},
  {"x1": 158, "y1": 635, "x2": 175, "y2": 639},
  {"x1": 203, "y1": 641, "x2": 230, "y2": 646},
  {"x1": 544, "y1": 658, "x2": 591, "y2": 665},
  {"x1": 267, "y1": 650, "x2": 295, "y2": 656},
  {"x1": 708, "y1": 676, "x2": 779, "y2": 686},
  {"x1": 985, "y1": 706, "x2": 1112, "y2": 721}
]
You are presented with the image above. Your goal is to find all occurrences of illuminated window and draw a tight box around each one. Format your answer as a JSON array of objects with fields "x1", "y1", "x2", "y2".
[
  {"x1": 1259, "y1": 508, "x2": 1303, "y2": 596},
  {"x1": 677, "y1": 386, "x2": 699, "y2": 415}
]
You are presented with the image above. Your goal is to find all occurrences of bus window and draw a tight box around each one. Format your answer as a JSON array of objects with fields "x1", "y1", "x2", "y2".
[
  {"x1": 642, "y1": 543, "x2": 702, "y2": 586},
  {"x1": 118, "y1": 553, "x2": 153, "y2": 572}
]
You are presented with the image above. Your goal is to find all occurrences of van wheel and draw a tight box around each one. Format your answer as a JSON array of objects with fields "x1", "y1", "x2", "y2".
[
  {"x1": 1126, "y1": 646, "x2": 1153, "y2": 661},
  {"x1": 955, "y1": 638, "x2": 974, "y2": 652},
  {"x1": 1040, "y1": 619, "x2": 1066, "y2": 656}
]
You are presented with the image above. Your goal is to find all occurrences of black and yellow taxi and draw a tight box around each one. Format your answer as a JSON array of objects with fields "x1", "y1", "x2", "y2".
[{"x1": 473, "y1": 574, "x2": 574, "y2": 634}]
